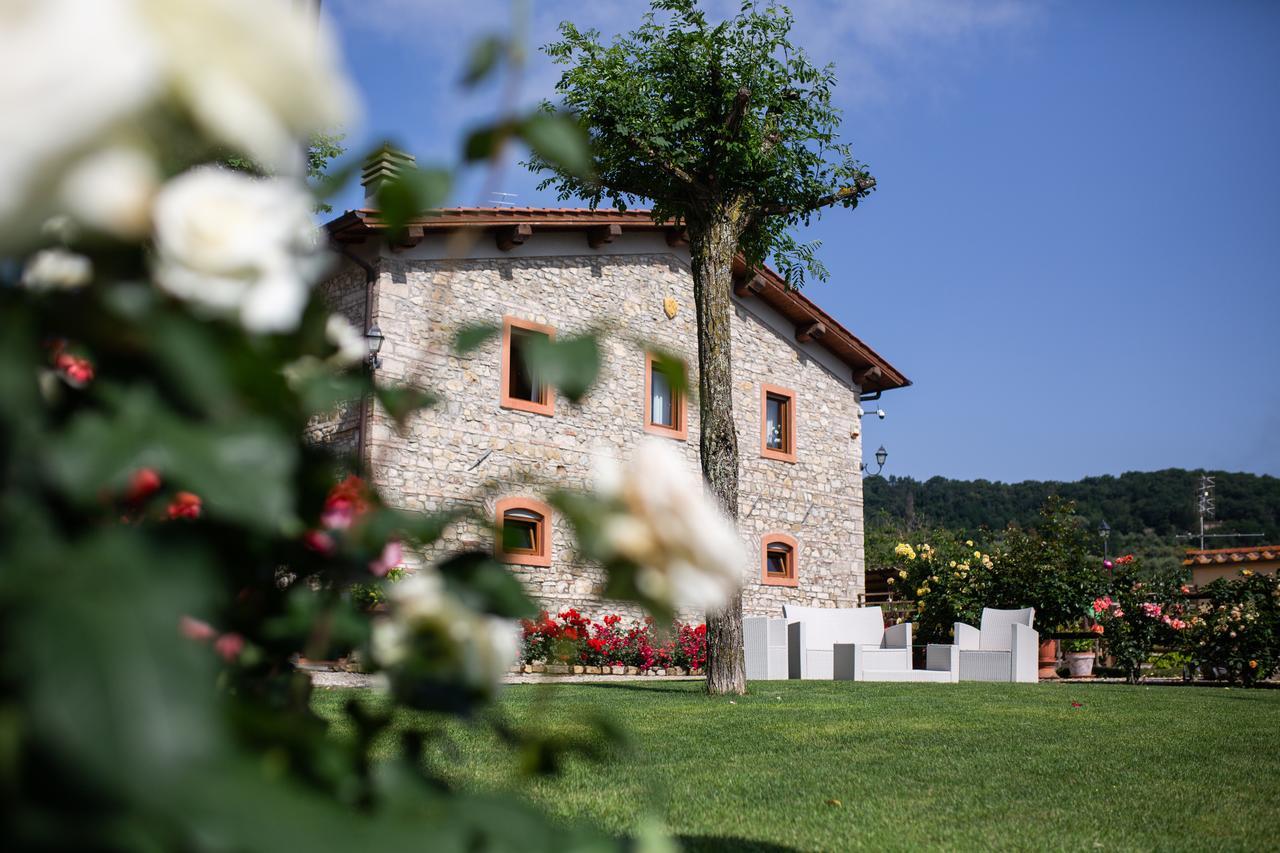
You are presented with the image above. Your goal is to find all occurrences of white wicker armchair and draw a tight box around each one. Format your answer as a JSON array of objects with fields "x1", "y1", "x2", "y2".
[
  {"x1": 782, "y1": 605, "x2": 910, "y2": 680},
  {"x1": 927, "y1": 607, "x2": 1038, "y2": 682}
]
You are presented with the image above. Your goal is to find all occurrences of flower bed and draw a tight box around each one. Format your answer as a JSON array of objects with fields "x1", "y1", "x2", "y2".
[{"x1": 518, "y1": 609, "x2": 706, "y2": 676}]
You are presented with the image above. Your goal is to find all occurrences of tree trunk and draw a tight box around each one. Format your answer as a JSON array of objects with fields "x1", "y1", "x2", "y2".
[{"x1": 687, "y1": 210, "x2": 746, "y2": 696}]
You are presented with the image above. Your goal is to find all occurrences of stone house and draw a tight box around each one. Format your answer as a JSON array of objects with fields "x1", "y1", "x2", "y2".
[{"x1": 317, "y1": 178, "x2": 909, "y2": 619}]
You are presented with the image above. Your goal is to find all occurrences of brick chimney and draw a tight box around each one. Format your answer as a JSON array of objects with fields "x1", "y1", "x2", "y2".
[{"x1": 360, "y1": 143, "x2": 416, "y2": 204}]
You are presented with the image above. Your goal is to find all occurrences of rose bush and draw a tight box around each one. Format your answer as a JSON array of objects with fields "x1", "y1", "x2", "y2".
[
  {"x1": 520, "y1": 609, "x2": 708, "y2": 671},
  {"x1": 1092, "y1": 556, "x2": 1189, "y2": 683},
  {"x1": 883, "y1": 531, "x2": 997, "y2": 644},
  {"x1": 1186, "y1": 570, "x2": 1280, "y2": 686}
]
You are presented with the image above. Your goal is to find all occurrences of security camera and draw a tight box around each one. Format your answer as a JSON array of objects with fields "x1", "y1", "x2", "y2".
[
  {"x1": 855, "y1": 405, "x2": 865, "y2": 418},
  {"x1": 875, "y1": 408, "x2": 886, "y2": 420}
]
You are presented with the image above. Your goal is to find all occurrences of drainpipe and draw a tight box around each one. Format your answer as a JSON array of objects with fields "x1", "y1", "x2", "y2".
[{"x1": 330, "y1": 240, "x2": 376, "y2": 477}]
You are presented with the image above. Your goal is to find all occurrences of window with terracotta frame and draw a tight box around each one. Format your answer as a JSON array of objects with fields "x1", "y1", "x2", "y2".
[
  {"x1": 644, "y1": 352, "x2": 687, "y2": 440},
  {"x1": 500, "y1": 316, "x2": 555, "y2": 416},
  {"x1": 761, "y1": 533, "x2": 799, "y2": 587},
  {"x1": 760, "y1": 383, "x2": 797, "y2": 462},
  {"x1": 495, "y1": 497, "x2": 552, "y2": 567}
]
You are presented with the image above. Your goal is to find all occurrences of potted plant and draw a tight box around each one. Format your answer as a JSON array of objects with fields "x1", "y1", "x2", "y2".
[{"x1": 1062, "y1": 637, "x2": 1097, "y2": 677}]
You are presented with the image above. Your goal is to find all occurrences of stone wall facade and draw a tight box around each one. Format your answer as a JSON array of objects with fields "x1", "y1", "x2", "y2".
[
  {"x1": 319, "y1": 234, "x2": 868, "y2": 620},
  {"x1": 304, "y1": 259, "x2": 368, "y2": 457}
]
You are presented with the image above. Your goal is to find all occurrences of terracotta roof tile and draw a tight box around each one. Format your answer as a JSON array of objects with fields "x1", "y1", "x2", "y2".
[{"x1": 1183, "y1": 546, "x2": 1280, "y2": 566}]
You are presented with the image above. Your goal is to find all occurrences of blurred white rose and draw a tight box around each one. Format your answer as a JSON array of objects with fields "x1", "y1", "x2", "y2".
[
  {"x1": 326, "y1": 314, "x2": 367, "y2": 366},
  {"x1": 595, "y1": 438, "x2": 744, "y2": 610},
  {"x1": 138, "y1": 0, "x2": 355, "y2": 174},
  {"x1": 21, "y1": 248, "x2": 92, "y2": 291},
  {"x1": 0, "y1": 0, "x2": 354, "y2": 246},
  {"x1": 152, "y1": 166, "x2": 325, "y2": 333},
  {"x1": 372, "y1": 571, "x2": 520, "y2": 693},
  {"x1": 58, "y1": 144, "x2": 161, "y2": 240}
]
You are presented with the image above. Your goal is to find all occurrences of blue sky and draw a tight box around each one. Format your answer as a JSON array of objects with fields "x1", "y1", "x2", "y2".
[{"x1": 324, "y1": 0, "x2": 1280, "y2": 484}]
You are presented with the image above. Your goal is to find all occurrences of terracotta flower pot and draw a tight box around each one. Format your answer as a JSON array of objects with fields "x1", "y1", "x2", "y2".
[
  {"x1": 1038, "y1": 638, "x2": 1059, "y2": 679},
  {"x1": 1064, "y1": 652, "x2": 1096, "y2": 678}
]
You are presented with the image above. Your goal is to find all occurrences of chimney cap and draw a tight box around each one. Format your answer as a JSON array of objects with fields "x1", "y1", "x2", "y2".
[{"x1": 361, "y1": 143, "x2": 416, "y2": 199}]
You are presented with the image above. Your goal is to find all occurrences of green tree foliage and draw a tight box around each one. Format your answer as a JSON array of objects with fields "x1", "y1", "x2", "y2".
[
  {"x1": 866, "y1": 469, "x2": 1280, "y2": 578},
  {"x1": 528, "y1": 0, "x2": 875, "y2": 694}
]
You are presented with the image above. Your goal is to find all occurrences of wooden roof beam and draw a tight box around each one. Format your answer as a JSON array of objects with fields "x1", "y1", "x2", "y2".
[
  {"x1": 796, "y1": 321, "x2": 827, "y2": 344},
  {"x1": 853, "y1": 364, "x2": 882, "y2": 388},
  {"x1": 495, "y1": 223, "x2": 532, "y2": 251},
  {"x1": 733, "y1": 271, "x2": 767, "y2": 297},
  {"x1": 588, "y1": 223, "x2": 621, "y2": 248},
  {"x1": 391, "y1": 224, "x2": 424, "y2": 252}
]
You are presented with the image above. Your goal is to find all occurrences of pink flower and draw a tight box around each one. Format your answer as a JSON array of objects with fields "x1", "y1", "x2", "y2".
[
  {"x1": 368, "y1": 539, "x2": 402, "y2": 577},
  {"x1": 167, "y1": 491, "x2": 202, "y2": 520},
  {"x1": 320, "y1": 475, "x2": 369, "y2": 530},
  {"x1": 1168, "y1": 618, "x2": 1186, "y2": 630},
  {"x1": 180, "y1": 615, "x2": 216, "y2": 642},
  {"x1": 303, "y1": 529, "x2": 335, "y2": 555},
  {"x1": 54, "y1": 352, "x2": 95, "y2": 386},
  {"x1": 1092, "y1": 596, "x2": 1113, "y2": 615},
  {"x1": 1111, "y1": 608, "x2": 1124, "y2": 618},
  {"x1": 1090, "y1": 623, "x2": 1105, "y2": 635},
  {"x1": 214, "y1": 633, "x2": 245, "y2": 663},
  {"x1": 1141, "y1": 603, "x2": 1162, "y2": 619},
  {"x1": 124, "y1": 468, "x2": 162, "y2": 503}
]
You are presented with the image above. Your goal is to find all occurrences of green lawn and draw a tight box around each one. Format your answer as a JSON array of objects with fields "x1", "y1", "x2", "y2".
[{"x1": 314, "y1": 681, "x2": 1280, "y2": 851}]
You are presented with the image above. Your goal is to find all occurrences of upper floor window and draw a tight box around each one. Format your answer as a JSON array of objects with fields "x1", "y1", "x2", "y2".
[
  {"x1": 500, "y1": 316, "x2": 555, "y2": 416},
  {"x1": 644, "y1": 352, "x2": 687, "y2": 440},
  {"x1": 761, "y1": 533, "x2": 799, "y2": 587},
  {"x1": 760, "y1": 383, "x2": 797, "y2": 462},
  {"x1": 495, "y1": 497, "x2": 552, "y2": 567}
]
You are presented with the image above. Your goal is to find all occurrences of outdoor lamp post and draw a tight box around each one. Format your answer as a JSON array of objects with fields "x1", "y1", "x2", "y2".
[
  {"x1": 862, "y1": 445, "x2": 888, "y2": 477},
  {"x1": 365, "y1": 324, "x2": 384, "y2": 370},
  {"x1": 1099, "y1": 520, "x2": 1111, "y2": 562}
]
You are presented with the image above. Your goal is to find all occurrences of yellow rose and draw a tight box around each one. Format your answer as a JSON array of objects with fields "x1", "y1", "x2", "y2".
[
  {"x1": 965, "y1": 540, "x2": 974, "y2": 547},
  {"x1": 973, "y1": 550, "x2": 981, "y2": 559},
  {"x1": 887, "y1": 577, "x2": 895, "y2": 585}
]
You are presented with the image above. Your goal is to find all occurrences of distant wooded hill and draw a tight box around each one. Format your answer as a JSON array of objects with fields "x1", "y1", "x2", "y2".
[{"x1": 864, "y1": 469, "x2": 1280, "y2": 545}]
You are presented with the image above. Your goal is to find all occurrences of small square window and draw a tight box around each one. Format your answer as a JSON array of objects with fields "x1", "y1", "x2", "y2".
[
  {"x1": 644, "y1": 353, "x2": 687, "y2": 440},
  {"x1": 761, "y1": 534, "x2": 798, "y2": 587},
  {"x1": 760, "y1": 384, "x2": 796, "y2": 462},
  {"x1": 501, "y1": 317, "x2": 555, "y2": 416},
  {"x1": 496, "y1": 498, "x2": 552, "y2": 567}
]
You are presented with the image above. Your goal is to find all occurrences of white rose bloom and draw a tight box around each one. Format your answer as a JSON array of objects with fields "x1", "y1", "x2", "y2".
[
  {"x1": 0, "y1": 0, "x2": 157, "y2": 246},
  {"x1": 596, "y1": 438, "x2": 744, "y2": 611},
  {"x1": 373, "y1": 570, "x2": 519, "y2": 693},
  {"x1": 138, "y1": 0, "x2": 355, "y2": 174},
  {"x1": 21, "y1": 248, "x2": 92, "y2": 291},
  {"x1": 326, "y1": 314, "x2": 367, "y2": 366},
  {"x1": 0, "y1": 0, "x2": 354, "y2": 245},
  {"x1": 152, "y1": 166, "x2": 324, "y2": 332},
  {"x1": 57, "y1": 144, "x2": 161, "y2": 240}
]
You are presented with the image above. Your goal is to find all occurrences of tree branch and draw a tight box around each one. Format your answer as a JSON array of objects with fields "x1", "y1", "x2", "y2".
[
  {"x1": 722, "y1": 87, "x2": 751, "y2": 139},
  {"x1": 759, "y1": 176, "x2": 877, "y2": 217}
]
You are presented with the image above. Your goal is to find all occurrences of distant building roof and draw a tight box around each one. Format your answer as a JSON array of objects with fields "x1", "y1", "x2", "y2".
[
  {"x1": 326, "y1": 207, "x2": 910, "y2": 393},
  {"x1": 1183, "y1": 545, "x2": 1280, "y2": 566}
]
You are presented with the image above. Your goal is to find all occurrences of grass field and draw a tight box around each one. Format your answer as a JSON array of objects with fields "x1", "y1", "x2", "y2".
[{"x1": 313, "y1": 681, "x2": 1280, "y2": 851}]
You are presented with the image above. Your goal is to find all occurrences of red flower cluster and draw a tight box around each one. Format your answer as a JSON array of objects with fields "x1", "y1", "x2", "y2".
[
  {"x1": 1114, "y1": 554, "x2": 1135, "y2": 565},
  {"x1": 180, "y1": 615, "x2": 244, "y2": 663},
  {"x1": 519, "y1": 609, "x2": 707, "y2": 670},
  {"x1": 48, "y1": 340, "x2": 94, "y2": 387},
  {"x1": 167, "y1": 491, "x2": 202, "y2": 520}
]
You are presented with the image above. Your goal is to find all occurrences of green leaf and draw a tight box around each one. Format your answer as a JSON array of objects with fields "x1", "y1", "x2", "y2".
[
  {"x1": 518, "y1": 112, "x2": 593, "y2": 178},
  {"x1": 436, "y1": 552, "x2": 537, "y2": 618},
  {"x1": 453, "y1": 323, "x2": 499, "y2": 355},
  {"x1": 47, "y1": 385, "x2": 298, "y2": 532},
  {"x1": 375, "y1": 168, "x2": 451, "y2": 241},
  {"x1": 461, "y1": 35, "x2": 507, "y2": 87},
  {"x1": 374, "y1": 384, "x2": 438, "y2": 431},
  {"x1": 524, "y1": 333, "x2": 600, "y2": 403}
]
